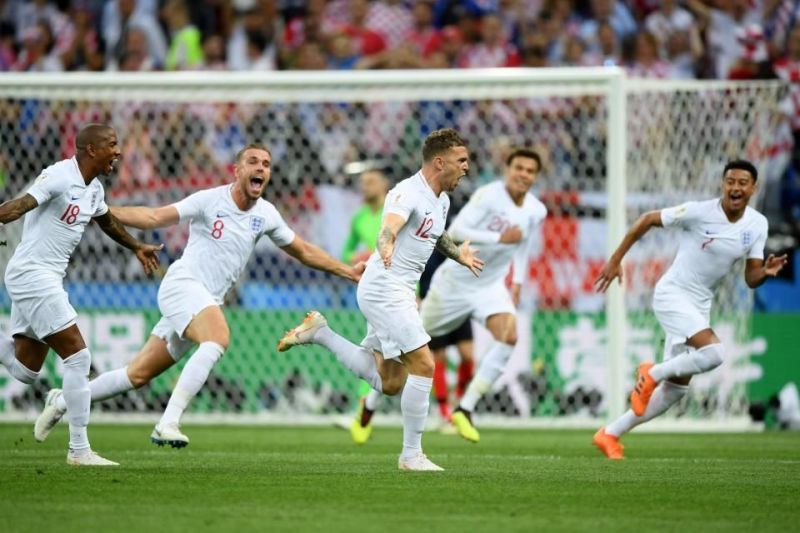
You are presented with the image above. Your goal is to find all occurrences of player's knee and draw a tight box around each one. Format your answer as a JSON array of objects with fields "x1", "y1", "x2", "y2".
[
  {"x1": 382, "y1": 378, "x2": 404, "y2": 396},
  {"x1": 127, "y1": 366, "x2": 153, "y2": 389},
  {"x1": 501, "y1": 331, "x2": 518, "y2": 346},
  {"x1": 696, "y1": 343, "x2": 724, "y2": 372}
]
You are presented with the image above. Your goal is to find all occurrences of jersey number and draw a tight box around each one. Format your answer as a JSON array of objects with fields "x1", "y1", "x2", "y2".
[
  {"x1": 59, "y1": 203, "x2": 81, "y2": 225},
  {"x1": 211, "y1": 219, "x2": 225, "y2": 239},
  {"x1": 415, "y1": 217, "x2": 433, "y2": 239}
]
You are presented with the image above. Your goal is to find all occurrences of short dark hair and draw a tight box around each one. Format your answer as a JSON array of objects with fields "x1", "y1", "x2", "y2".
[
  {"x1": 506, "y1": 148, "x2": 541, "y2": 171},
  {"x1": 235, "y1": 143, "x2": 271, "y2": 163},
  {"x1": 422, "y1": 128, "x2": 467, "y2": 162},
  {"x1": 723, "y1": 159, "x2": 758, "y2": 182}
]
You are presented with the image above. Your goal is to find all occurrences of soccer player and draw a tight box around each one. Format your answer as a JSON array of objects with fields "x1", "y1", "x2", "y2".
[
  {"x1": 592, "y1": 160, "x2": 788, "y2": 460},
  {"x1": 278, "y1": 129, "x2": 483, "y2": 471},
  {"x1": 342, "y1": 169, "x2": 389, "y2": 264},
  {"x1": 0, "y1": 124, "x2": 162, "y2": 466},
  {"x1": 421, "y1": 148, "x2": 547, "y2": 443},
  {"x1": 34, "y1": 143, "x2": 364, "y2": 448}
]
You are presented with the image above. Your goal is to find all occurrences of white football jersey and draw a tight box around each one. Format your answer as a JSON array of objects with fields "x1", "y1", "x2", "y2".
[
  {"x1": 437, "y1": 180, "x2": 547, "y2": 288},
  {"x1": 167, "y1": 184, "x2": 296, "y2": 301},
  {"x1": 5, "y1": 157, "x2": 108, "y2": 287},
  {"x1": 362, "y1": 171, "x2": 450, "y2": 291},
  {"x1": 656, "y1": 198, "x2": 768, "y2": 306}
]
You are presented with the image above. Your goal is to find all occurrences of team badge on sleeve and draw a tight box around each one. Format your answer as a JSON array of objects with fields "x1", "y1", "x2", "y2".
[{"x1": 250, "y1": 216, "x2": 265, "y2": 233}]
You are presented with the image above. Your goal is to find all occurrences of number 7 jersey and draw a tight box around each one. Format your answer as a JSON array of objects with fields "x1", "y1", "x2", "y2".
[{"x1": 166, "y1": 184, "x2": 296, "y2": 302}]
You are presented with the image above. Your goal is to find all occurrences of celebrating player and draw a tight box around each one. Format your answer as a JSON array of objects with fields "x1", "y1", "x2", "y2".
[
  {"x1": 593, "y1": 160, "x2": 788, "y2": 459},
  {"x1": 0, "y1": 124, "x2": 162, "y2": 466},
  {"x1": 34, "y1": 143, "x2": 364, "y2": 448},
  {"x1": 278, "y1": 129, "x2": 483, "y2": 471},
  {"x1": 422, "y1": 148, "x2": 546, "y2": 442}
]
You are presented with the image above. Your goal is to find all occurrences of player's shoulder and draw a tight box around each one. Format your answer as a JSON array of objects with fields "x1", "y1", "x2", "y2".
[
  {"x1": 523, "y1": 191, "x2": 547, "y2": 218},
  {"x1": 40, "y1": 157, "x2": 78, "y2": 181},
  {"x1": 744, "y1": 205, "x2": 769, "y2": 229}
]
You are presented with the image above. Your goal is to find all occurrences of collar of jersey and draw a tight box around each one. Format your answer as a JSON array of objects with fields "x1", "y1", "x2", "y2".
[{"x1": 416, "y1": 170, "x2": 439, "y2": 201}]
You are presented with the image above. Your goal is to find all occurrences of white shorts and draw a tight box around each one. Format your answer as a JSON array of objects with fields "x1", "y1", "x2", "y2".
[
  {"x1": 7, "y1": 280, "x2": 77, "y2": 341},
  {"x1": 420, "y1": 278, "x2": 515, "y2": 337},
  {"x1": 155, "y1": 272, "x2": 219, "y2": 359},
  {"x1": 652, "y1": 288, "x2": 710, "y2": 361},
  {"x1": 357, "y1": 280, "x2": 429, "y2": 359}
]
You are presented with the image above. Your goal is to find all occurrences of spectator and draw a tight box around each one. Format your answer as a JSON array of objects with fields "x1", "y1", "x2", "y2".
[
  {"x1": 627, "y1": 31, "x2": 673, "y2": 78},
  {"x1": 327, "y1": 32, "x2": 360, "y2": 69},
  {"x1": 727, "y1": 24, "x2": 774, "y2": 80},
  {"x1": 458, "y1": 13, "x2": 521, "y2": 68},
  {"x1": 201, "y1": 34, "x2": 228, "y2": 70},
  {"x1": 162, "y1": 0, "x2": 203, "y2": 70},
  {"x1": 116, "y1": 26, "x2": 155, "y2": 71},
  {"x1": 0, "y1": 20, "x2": 16, "y2": 70},
  {"x1": 366, "y1": 0, "x2": 413, "y2": 49},
  {"x1": 337, "y1": 0, "x2": 387, "y2": 57},
  {"x1": 101, "y1": 0, "x2": 166, "y2": 69},
  {"x1": 227, "y1": 0, "x2": 278, "y2": 70},
  {"x1": 14, "y1": 19, "x2": 62, "y2": 71},
  {"x1": 685, "y1": 0, "x2": 761, "y2": 79},
  {"x1": 579, "y1": 0, "x2": 637, "y2": 44},
  {"x1": 405, "y1": 1, "x2": 442, "y2": 57},
  {"x1": 644, "y1": 0, "x2": 695, "y2": 52},
  {"x1": 245, "y1": 28, "x2": 275, "y2": 70},
  {"x1": 583, "y1": 19, "x2": 622, "y2": 67},
  {"x1": 293, "y1": 41, "x2": 327, "y2": 70},
  {"x1": 61, "y1": 4, "x2": 103, "y2": 71}
]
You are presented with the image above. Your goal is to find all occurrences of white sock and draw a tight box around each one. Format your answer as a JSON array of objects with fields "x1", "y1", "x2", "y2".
[
  {"x1": 314, "y1": 326, "x2": 383, "y2": 392},
  {"x1": 364, "y1": 388, "x2": 382, "y2": 411},
  {"x1": 0, "y1": 334, "x2": 39, "y2": 384},
  {"x1": 605, "y1": 381, "x2": 689, "y2": 437},
  {"x1": 61, "y1": 349, "x2": 92, "y2": 451},
  {"x1": 459, "y1": 342, "x2": 514, "y2": 412},
  {"x1": 400, "y1": 374, "x2": 432, "y2": 459},
  {"x1": 159, "y1": 342, "x2": 224, "y2": 427},
  {"x1": 650, "y1": 343, "x2": 724, "y2": 382},
  {"x1": 57, "y1": 366, "x2": 135, "y2": 411}
]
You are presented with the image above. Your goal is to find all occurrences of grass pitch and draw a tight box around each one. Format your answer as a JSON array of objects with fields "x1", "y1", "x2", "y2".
[{"x1": 0, "y1": 423, "x2": 798, "y2": 533}]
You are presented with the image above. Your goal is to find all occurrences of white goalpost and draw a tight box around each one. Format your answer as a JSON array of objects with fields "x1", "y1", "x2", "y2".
[{"x1": 0, "y1": 69, "x2": 786, "y2": 430}]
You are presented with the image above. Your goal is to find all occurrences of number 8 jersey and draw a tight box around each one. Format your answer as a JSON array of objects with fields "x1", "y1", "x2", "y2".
[
  {"x1": 165, "y1": 184, "x2": 296, "y2": 302},
  {"x1": 5, "y1": 157, "x2": 109, "y2": 287},
  {"x1": 362, "y1": 171, "x2": 450, "y2": 291}
]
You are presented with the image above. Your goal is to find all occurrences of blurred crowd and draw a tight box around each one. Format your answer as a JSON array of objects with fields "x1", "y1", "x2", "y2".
[{"x1": 0, "y1": 0, "x2": 799, "y2": 80}]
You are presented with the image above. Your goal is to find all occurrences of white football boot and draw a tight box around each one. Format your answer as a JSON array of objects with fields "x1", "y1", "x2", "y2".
[
  {"x1": 67, "y1": 449, "x2": 119, "y2": 466},
  {"x1": 150, "y1": 423, "x2": 190, "y2": 448},
  {"x1": 398, "y1": 452, "x2": 444, "y2": 472},
  {"x1": 277, "y1": 311, "x2": 327, "y2": 352},
  {"x1": 34, "y1": 388, "x2": 66, "y2": 442}
]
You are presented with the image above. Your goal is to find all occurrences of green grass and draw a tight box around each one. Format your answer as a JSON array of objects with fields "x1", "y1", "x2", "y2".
[{"x1": 0, "y1": 424, "x2": 798, "y2": 533}]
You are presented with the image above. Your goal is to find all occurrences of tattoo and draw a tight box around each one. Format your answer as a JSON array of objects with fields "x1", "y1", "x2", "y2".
[
  {"x1": 435, "y1": 231, "x2": 461, "y2": 261},
  {"x1": 0, "y1": 241, "x2": 6, "y2": 247},
  {"x1": 0, "y1": 194, "x2": 39, "y2": 224},
  {"x1": 94, "y1": 211, "x2": 141, "y2": 251},
  {"x1": 376, "y1": 226, "x2": 394, "y2": 252}
]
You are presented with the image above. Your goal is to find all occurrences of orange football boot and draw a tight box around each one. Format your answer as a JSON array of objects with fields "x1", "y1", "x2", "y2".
[
  {"x1": 630, "y1": 362, "x2": 657, "y2": 416},
  {"x1": 592, "y1": 428, "x2": 624, "y2": 460}
]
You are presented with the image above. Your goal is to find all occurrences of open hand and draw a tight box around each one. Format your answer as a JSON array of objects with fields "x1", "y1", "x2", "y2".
[
  {"x1": 135, "y1": 243, "x2": 164, "y2": 275},
  {"x1": 458, "y1": 240, "x2": 484, "y2": 277},
  {"x1": 765, "y1": 253, "x2": 789, "y2": 277},
  {"x1": 594, "y1": 259, "x2": 623, "y2": 293}
]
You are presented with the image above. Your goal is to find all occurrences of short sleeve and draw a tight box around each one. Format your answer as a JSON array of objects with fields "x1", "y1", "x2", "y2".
[
  {"x1": 26, "y1": 172, "x2": 71, "y2": 206},
  {"x1": 173, "y1": 189, "x2": 211, "y2": 222},
  {"x1": 263, "y1": 205, "x2": 296, "y2": 247},
  {"x1": 747, "y1": 219, "x2": 768, "y2": 260},
  {"x1": 92, "y1": 183, "x2": 109, "y2": 217},
  {"x1": 383, "y1": 185, "x2": 416, "y2": 221},
  {"x1": 660, "y1": 201, "x2": 703, "y2": 229}
]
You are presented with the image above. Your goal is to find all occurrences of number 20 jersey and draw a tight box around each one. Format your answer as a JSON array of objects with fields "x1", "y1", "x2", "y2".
[
  {"x1": 362, "y1": 171, "x2": 450, "y2": 292},
  {"x1": 5, "y1": 157, "x2": 109, "y2": 288}
]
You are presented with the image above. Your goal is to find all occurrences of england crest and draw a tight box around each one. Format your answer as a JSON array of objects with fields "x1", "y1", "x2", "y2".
[
  {"x1": 250, "y1": 216, "x2": 265, "y2": 233},
  {"x1": 741, "y1": 230, "x2": 752, "y2": 249}
]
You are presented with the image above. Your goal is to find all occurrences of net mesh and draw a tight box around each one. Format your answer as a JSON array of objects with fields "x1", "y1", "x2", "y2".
[{"x1": 0, "y1": 73, "x2": 786, "y2": 424}]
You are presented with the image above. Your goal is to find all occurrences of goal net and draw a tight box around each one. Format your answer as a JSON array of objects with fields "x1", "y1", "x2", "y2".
[{"x1": 0, "y1": 71, "x2": 786, "y2": 428}]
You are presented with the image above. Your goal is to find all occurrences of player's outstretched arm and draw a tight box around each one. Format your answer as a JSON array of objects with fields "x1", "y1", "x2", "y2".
[
  {"x1": 94, "y1": 211, "x2": 163, "y2": 275},
  {"x1": 109, "y1": 205, "x2": 180, "y2": 230},
  {"x1": 281, "y1": 236, "x2": 365, "y2": 282},
  {"x1": 595, "y1": 210, "x2": 662, "y2": 293},
  {"x1": 436, "y1": 231, "x2": 484, "y2": 277},
  {"x1": 376, "y1": 213, "x2": 406, "y2": 268},
  {"x1": 744, "y1": 254, "x2": 789, "y2": 288},
  {"x1": 0, "y1": 194, "x2": 39, "y2": 226}
]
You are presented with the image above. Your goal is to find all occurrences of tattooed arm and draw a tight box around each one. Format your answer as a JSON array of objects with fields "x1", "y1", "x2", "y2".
[
  {"x1": 436, "y1": 231, "x2": 484, "y2": 277},
  {"x1": 377, "y1": 213, "x2": 406, "y2": 268},
  {"x1": 94, "y1": 211, "x2": 163, "y2": 275},
  {"x1": 0, "y1": 194, "x2": 39, "y2": 225}
]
